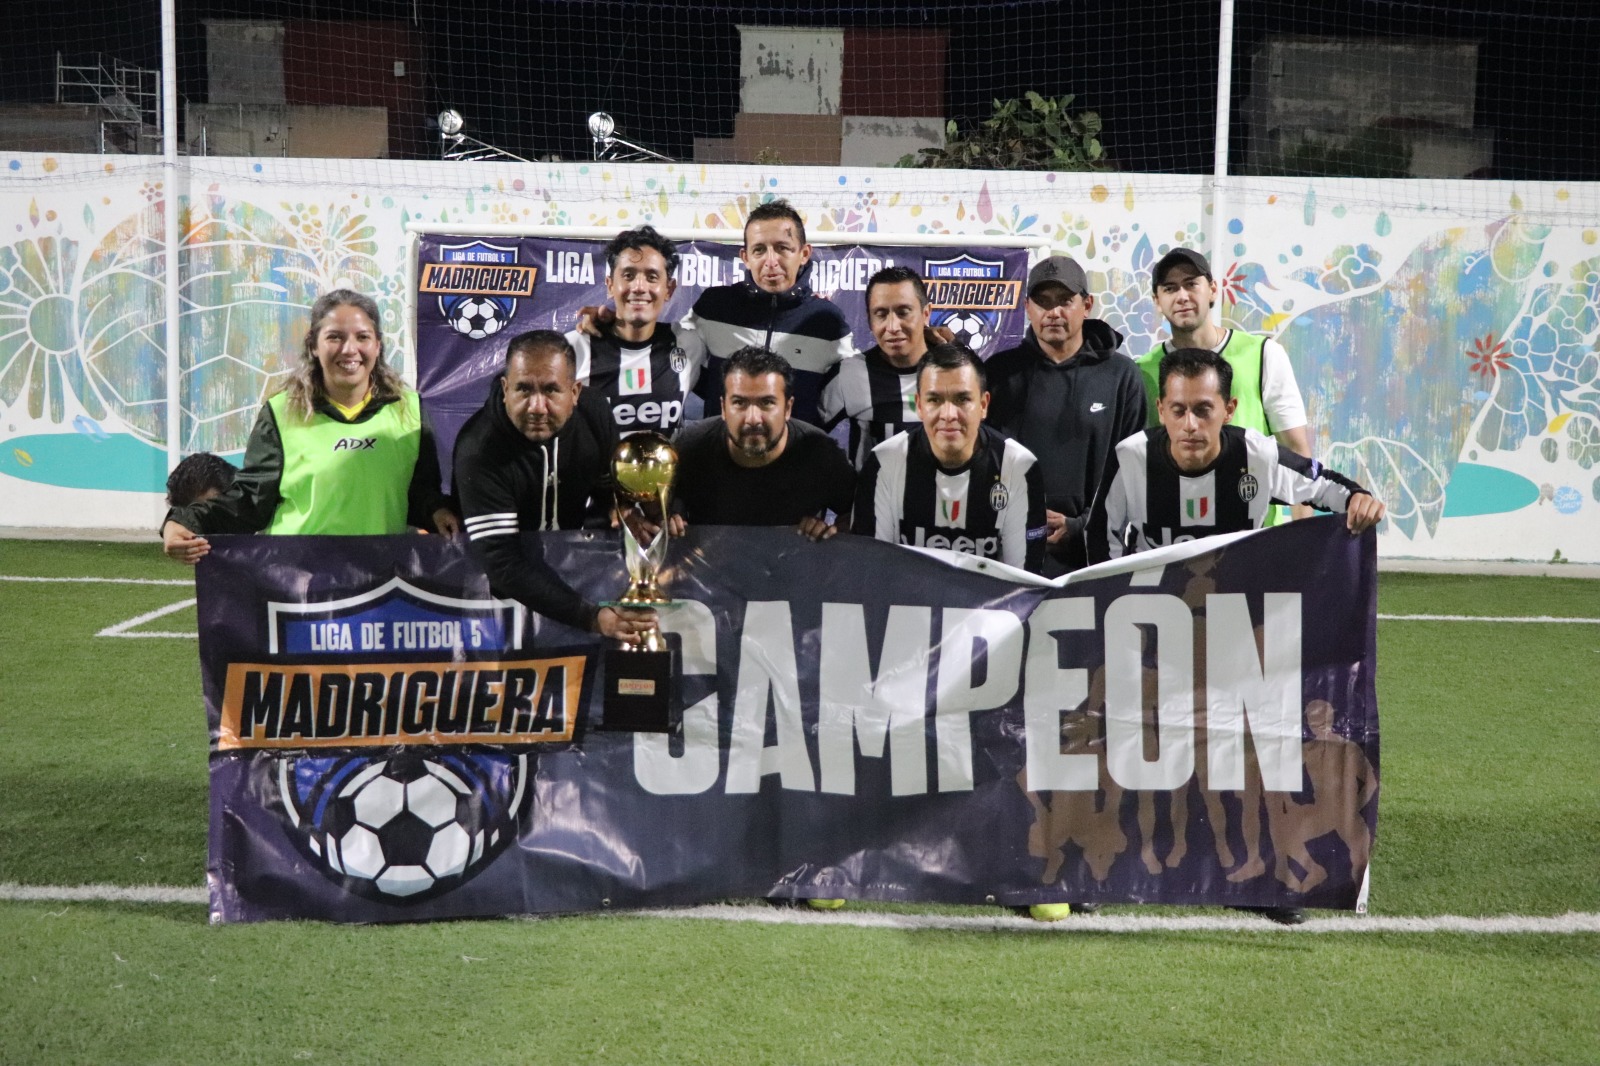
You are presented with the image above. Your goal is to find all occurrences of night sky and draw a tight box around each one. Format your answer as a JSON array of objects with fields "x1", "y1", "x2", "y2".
[{"x1": 3, "y1": 0, "x2": 1596, "y2": 179}]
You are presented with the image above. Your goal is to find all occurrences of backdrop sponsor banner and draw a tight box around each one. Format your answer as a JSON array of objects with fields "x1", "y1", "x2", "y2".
[
  {"x1": 413, "y1": 234, "x2": 1033, "y2": 484},
  {"x1": 201, "y1": 517, "x2": 1378, "y2": 924}
]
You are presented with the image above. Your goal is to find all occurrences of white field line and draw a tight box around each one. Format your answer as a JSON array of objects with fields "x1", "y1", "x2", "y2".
[
  {"x1": 1, "y1": 883, "x2": 206, "y2": 905},
  {"x1": 0, "y1": 575, "x2": 190, "y2": 586},
  {"x1": 96, "y1": 597, "x2": 198, "y2": 639},
  {"x1": 0, "y1": 574, "x2": 197, "y2": 638},
  {"x1": 1378, "y1": 613, "x2": 1600, "y2": 624},
  {"x1": 624, "y1": 904, "x2": 1600, "y2": 935},
  {"x1": 627, "y1": 902, "x2": 1600, "y2": 934},
  {"x1": 2, "y1": 884, "x2": 1596, "y2": 934}
]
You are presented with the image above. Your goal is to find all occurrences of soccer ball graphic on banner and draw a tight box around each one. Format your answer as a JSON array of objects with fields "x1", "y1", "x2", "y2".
[
  {"x1": 279, "y1": 751, "x2": 528, "y2": 903},
  {"x1": 451, "y1": 297, "x2": 506, "y2": 340},
  {"x1": 322, "y1": 755, "x2": 480, "y2": 897},
  {"x1": 941, "y1": 310, "x2": 993, "y2": 354}
]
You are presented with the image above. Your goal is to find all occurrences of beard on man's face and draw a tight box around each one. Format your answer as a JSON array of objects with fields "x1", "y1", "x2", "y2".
[{"x1": 728, "y1": 421, "x2": 781, "y2": 458}]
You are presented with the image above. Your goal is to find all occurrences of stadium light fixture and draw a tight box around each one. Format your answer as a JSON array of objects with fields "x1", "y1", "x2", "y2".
[
  {"x1": 588, "y1": 111, "x2": 672, "y2": 163},
  {"x1": 437, "y1": 109, "x2": 530, "y2": 164}
]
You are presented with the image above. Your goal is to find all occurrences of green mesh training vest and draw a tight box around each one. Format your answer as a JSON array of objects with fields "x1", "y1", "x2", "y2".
[
  {"x1": 1136, "y1": 330, "x2": 1269, "y2": 433},
  {"x1": 1137, "y1": 331, "x2": 1282, "y2": 525},
  {"x1": 264, "y1": 391, "x2": 421, "y2": 535}
]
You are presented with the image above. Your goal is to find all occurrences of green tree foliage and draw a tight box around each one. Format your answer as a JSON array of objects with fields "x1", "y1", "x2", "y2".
[{"x1": 901, "y1": 92, "x2": 1109, "y2": 171}]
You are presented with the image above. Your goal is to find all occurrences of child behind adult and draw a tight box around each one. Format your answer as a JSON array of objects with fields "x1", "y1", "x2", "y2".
[{"x1": 165, "y1": 452, "x2": 239, "y2": 509}]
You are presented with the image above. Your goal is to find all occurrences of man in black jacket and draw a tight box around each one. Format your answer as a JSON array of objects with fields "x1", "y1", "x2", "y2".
[
  {"x1": 986, "y1": 255, "x2": 1146, "y2": 575},
  {"x1": 452, "y1": 329, "x2": 656, "y2": 642}
]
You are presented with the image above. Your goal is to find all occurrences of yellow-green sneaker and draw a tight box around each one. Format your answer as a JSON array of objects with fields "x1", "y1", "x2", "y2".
[{"x1": 806, "y1": 898, "x2": 847, "y2": 911}]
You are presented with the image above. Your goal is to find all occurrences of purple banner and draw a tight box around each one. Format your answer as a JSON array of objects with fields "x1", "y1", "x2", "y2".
[
  {"x1": 413, "y1": 233, "x2": 1033, "y2": 485},
  {"x1": 201, "y1": 518, "x2": 1379, "y2": 923}
]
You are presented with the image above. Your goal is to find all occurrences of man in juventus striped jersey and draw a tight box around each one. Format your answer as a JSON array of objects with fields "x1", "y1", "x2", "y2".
[
  {"x1": 855, "y1": 343, "x2": 1048, "y2": 574},
  {"x1": 1088, "y1": 347, "x2": 1384, "y2": 563},
  {"x1": 820, "y1": 265, "x2": 936, "y2": 469},
  {"x1": 453, "y1": 330, "x2": 658, "y2": 643},
  {"x1": 565, "y1": 226, "x2": 706, "y2": 438}
]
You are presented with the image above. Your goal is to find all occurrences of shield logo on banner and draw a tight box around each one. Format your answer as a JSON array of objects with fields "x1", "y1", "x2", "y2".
[
  {"x1": 421, "y1": 240, "x2": 538, "y2": 341},
  {"x1": 241, "y1": 577, "x2": 557, "y2": 904},
  {"x1": 923, "y1": 253, "x2": 1022, "y2": 357}
]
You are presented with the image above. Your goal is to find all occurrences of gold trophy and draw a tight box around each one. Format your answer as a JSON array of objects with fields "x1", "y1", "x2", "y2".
[{"x1": 601, "y1": 432, "x2": 678, "y2": 731}]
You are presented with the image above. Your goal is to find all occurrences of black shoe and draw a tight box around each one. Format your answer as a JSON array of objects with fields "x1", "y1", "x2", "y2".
[{"x1": 1235, "y1": 905, "x2": 1306, "y2": 925}]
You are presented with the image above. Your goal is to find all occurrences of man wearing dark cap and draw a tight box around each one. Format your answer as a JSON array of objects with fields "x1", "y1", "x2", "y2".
[
  {"x1": 1136, "y1": 248, "x2": 1311, "y2": 521},
  {"x1": 986, "y1": 254, "x2": 1146, "y2": 575}
]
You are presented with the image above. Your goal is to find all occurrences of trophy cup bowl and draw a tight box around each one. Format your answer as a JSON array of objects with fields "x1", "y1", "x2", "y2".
[{"x1": 613, "y1": 433, "x2": 677, "y2": 606}]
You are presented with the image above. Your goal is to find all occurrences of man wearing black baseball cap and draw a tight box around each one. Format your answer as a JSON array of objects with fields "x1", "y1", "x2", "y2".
[
  {"x1": 986, "y1": 254, "x2": 1146, "y2": 576},
  {"x1": 1135, "y1": 248, "x2": 1312, "y2": 522}
]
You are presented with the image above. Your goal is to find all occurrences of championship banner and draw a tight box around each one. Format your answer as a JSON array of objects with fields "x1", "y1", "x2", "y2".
[
  {"x1": 412, "y1": 233, "x2": 1033, "y2": 482},
  {"x1": 201, "y1": 518, "x2": 1378, "y2": 924}
]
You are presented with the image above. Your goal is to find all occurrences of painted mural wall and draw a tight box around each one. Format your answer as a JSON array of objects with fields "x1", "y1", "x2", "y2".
[{"x1": 0, "y1": 153, "x2": 1595, "y2": 562}]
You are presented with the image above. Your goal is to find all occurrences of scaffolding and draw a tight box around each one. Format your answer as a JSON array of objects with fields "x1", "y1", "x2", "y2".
[{"x1": 55, "y1": 51, "x2": 163, "y2": 154}]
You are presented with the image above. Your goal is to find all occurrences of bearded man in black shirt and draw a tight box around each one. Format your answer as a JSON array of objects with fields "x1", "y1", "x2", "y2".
[{"x1": 670, "y1": 346, "x2": 856, "y2": 540}]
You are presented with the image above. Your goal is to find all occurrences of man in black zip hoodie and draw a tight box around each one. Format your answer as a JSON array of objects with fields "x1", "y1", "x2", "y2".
[
  {"x1": 452, "y1": 329, "x2": 656, "y2": 642},
  {"x1": 986, "y1": 255, "x2": 1147, "y2": 576}
]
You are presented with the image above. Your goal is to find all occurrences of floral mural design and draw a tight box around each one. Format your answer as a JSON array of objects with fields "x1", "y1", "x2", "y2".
[
  {"x1": 79, "y1": 203, "x2": 167, "y2": 446},
  {"x1": 1474, "y1": 252, "x2": 1600, "y2": 457},
  {"x1": 1295, "y1": 243, "x2": 1384, "y2": 295},
  {"x1": 179, "y1": 195, "x2": 398, "y2": 454},
  {"x1": 0, "y1": 236, "x2": 92, "y2": 425},
  {"x1": 1467, "y1": 334, "x2": 1511, "y2": 378},
  {"x1": 1288, "y1": 223, "x2": 1536, "y2": 536},
  {"x1": 0, "y1": 155, "x2": 1596, "y2": 558}
]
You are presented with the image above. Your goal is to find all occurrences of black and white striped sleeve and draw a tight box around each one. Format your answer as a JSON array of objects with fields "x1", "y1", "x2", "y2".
[
  {"x1": 1257, "y1": 436, "x2": 1367, "y2": 514},
  {"x1": 1086, "y1": 439, "x2": 1136, "y2": 563},
  {"x1": 998, "y1": 440, "x2": 1048, "y2": 573},
  {"x1": 853, "y1": 435, "x2": 908, "y2": 544},
  {"x1": 454, "y1": 457, "x2": 597, "y2": 634}
]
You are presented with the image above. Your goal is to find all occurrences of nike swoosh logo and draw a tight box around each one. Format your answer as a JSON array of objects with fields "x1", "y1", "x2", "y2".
[{"x1": 1090, "y1": 402, "x2": 1106, "y2": 413}]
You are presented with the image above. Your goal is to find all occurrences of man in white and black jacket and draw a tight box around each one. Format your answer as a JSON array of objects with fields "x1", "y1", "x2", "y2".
[
  {"x1": 820, "y1": 265, "x2": 937, "y2": 469},
  {"x1": 855, "y1": 343, "x2": 1048, "y2": 574},
  {"x1": 682, "y1": 199, "x2": 854, "y2": 428},
  {"x1": 452, "y1": 329, "x2": 657, "y2": 642},
  {"x1": 1087, "y1": 346, "x2": 1385, "y2": 562}
]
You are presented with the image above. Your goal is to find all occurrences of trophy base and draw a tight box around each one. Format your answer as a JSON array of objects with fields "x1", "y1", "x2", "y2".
[{"x1": 600, "y1": 646, "x2": 675, "y2": 733}]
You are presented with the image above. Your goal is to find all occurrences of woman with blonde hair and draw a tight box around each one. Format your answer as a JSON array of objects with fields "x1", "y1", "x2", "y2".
[{"x1": 163, "y1": 289, "x2": 458, "y2": 561}]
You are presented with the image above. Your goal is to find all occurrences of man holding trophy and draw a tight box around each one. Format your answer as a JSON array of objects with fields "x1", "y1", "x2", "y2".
[{"x1": 452, "y1": 329, "x2": 658, "y2": 643}]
